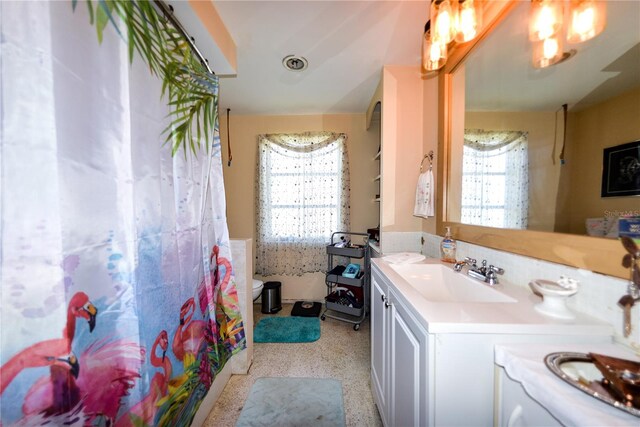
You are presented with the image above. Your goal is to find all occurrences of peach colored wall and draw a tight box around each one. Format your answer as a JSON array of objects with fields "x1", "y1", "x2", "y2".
[
  {"x1": 559, "y1": 86, "x2": 640, "y2": 234},
  {"x1": 380, "y1": 66, "x2": 425, "y2": 239},
  {"x1": 465, "y1": 110, "x2": 560, "y2": 232},
  {"x1": 219, "y1": 113, "x2": 379, "y2": 301}
]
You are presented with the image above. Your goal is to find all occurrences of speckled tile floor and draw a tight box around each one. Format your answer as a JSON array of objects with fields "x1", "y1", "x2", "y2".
[{"x1": 204, "y1": 303, "x2": 382, "y2": 427}]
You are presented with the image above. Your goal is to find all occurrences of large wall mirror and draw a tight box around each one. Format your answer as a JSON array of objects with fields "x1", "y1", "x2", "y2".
[{"x1": 439, "y1": 0, "x2": 640, "y2": 279}]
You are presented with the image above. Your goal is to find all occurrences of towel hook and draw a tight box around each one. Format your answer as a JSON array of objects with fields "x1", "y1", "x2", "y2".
[{"x1": 420, "y1": 150, "x2": 434, "y2": 172}]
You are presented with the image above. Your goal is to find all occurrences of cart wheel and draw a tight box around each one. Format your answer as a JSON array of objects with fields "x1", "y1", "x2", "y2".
[
  {"x1": 353, "y1": 323, "x2": 360, "y2": 331},
  {"x1": 321, "y1": 315, "x2": 326, "y2": 321}
]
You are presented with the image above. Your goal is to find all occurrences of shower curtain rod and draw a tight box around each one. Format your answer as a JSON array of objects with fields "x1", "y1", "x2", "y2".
[{"x1": 153, "y1": 0, "x2": 215, "y2": 75}]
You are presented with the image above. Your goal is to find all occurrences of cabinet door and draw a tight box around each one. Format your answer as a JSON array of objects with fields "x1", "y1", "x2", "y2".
[
  {"x1": 389, "y1": 287, "x2": 429, "y2": 427},
  {"x1": 370, "y1": 274, "x2": 388, "y2": 425}
]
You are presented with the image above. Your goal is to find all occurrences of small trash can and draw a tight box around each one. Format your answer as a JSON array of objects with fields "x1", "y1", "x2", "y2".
[{"x1": 261, "y1": 281, "x2": 282, "y2": 314}]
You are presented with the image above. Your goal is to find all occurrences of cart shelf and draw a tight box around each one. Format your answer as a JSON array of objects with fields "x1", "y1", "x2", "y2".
[
  {"x1": 321, "y1": 231, "x2": 370, "y2": 331},
  {"x1": 326, "y1": 265, "x2": 365, "y2": 287}
]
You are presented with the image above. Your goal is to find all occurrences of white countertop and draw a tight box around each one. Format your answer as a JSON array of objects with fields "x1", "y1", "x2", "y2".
[
  {"x1": 495, "y1": 343, "x2": 640, "y2": 426},
  {"x1": 372, "y1": 258, "x2": 614, "y2": 335}
]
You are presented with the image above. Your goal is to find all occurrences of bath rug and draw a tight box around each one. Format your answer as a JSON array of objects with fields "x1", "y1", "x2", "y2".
[
  {"x1": 236, "y1": 377, "x2": 345, "y2": 427},
  {"x1": 290, "y1": 300, "x2": 322, "y2": 317},
  {"x1": 254, "y1": 317, "x2": 320, "y2": 343}
]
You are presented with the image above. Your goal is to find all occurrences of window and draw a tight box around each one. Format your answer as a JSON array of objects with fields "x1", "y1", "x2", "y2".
[
  {"x1": 461, "y1": 129, "x2": 528, "y2": 229},
  {"x1": 255, "y1": 132, "x2": 350, "y2": 275}
]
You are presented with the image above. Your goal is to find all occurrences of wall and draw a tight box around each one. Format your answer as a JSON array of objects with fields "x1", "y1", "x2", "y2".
[
  {"x1": 465, "y1": 110, "x2": 560, "y2": 232},
  {"x1": 557, "y1": 86, "x2": 640, "y2": 234},
  {"x1": 380, "y1": 66, "x2": 425, "y2": 248},
  {"x1": 219, "y1": 114, "x2": 379, "y2": 301}
]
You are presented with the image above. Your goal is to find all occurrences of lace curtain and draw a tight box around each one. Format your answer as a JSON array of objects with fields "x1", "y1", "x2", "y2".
[
  {"x1": 255, "y1": 132, "x2": 350, "y2": 276},
  {"x1": 462, "y1": 129, "x2": 529, "y2": 229}
]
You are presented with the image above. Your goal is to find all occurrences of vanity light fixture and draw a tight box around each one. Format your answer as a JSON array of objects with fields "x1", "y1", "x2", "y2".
[
  {"x1": 530, "y1": 0, "x2": 606, "y2": 68},
  {"x1": 430, "y1": 0, "x2": 482, "y2": 44},
  {"x1": 422, "y1": 0, "x2": 481, "y2": 72}
]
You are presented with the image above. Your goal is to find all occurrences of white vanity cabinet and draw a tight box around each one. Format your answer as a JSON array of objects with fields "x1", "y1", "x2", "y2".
[
  {"x1": 371, "y1": 260, "x2": 614, "y2": 427},
  {"x1": 371, "y1": 271, "x2": 433, "y2": 427}
]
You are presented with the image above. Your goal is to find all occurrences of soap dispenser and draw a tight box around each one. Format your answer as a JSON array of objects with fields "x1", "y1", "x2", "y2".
[{"x1": 440, "y1": 226, "x2": 457, "y2": 263}]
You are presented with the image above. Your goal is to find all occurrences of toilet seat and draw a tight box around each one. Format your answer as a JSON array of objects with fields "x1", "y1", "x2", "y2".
[{"x1": 252, "y1": 279, "x2": 264, "y2": 300}]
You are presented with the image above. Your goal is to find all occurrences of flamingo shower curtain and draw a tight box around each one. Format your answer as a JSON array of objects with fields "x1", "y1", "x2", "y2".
[{"x1": 0, "y1": 2, "x2": 245, "y2": 425}]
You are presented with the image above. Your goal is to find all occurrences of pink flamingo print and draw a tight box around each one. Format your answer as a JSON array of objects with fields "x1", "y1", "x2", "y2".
[
  {"x1": 172, "y1": 298, "x2": 206, "y2": 361},
  {"x1": 0, "y1": 340, "x2": 80, "y2": 395},
  {"x1": 197, "y1": 245, "x2": 234, "y2": 345},
  {"x1": 10, "y1": 350, "x2": 81, "y2": 417},
  {"x1": 198, "y1": 246, "x2": 232, "y2": 315},
  {"x1": 23, "y1": 337, "x2": 144, "y2": 424},
  {"x1": 0, "y1": 291, "x2": 96, "y2": 394},
  {"x1": 116, "y1": 330, "x2": 171, "y2": 426},
  {"x1": 62, "y1": 291, "x2": 98, "y2": 350}
]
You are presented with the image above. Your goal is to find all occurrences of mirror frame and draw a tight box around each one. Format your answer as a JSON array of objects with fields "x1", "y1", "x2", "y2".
[{"x1": 436, "y1": 0, "x2": 627, "y2": 279}]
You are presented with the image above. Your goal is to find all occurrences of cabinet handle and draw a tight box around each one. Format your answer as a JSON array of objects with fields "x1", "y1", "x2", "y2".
[
  {"x1": 384, "y1": 300, "x2": 390, "y2": 309},
  {"x1": 381, "y1": 294, "x2": 386, "y2": 302}
]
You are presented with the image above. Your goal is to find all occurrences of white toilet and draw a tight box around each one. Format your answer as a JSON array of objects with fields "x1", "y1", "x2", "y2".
[{"x1": 252, "y1": 279, "x2": 264, "y2": 301}]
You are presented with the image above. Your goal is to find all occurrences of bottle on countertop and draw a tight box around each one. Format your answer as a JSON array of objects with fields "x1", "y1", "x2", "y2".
[{"x1": 440, "y1": 226, "x2": 457, "y2": 263}]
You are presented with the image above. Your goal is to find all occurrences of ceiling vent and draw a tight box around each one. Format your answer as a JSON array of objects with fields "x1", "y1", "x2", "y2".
[{"x1": 282, "y1": 55, "x2": 308, "y2": 72}]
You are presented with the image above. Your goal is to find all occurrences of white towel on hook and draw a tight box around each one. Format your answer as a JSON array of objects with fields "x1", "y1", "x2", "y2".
[{"x1": 413, "y1": 169, "x2": 434, "y2": 218}]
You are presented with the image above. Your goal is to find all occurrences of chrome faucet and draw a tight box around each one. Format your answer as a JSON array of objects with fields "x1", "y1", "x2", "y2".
[
  {"x1": 454, "y1": 257, "x2": 475, "y2": 272},
  {"x1": 454, "y1": 258, "x2": 504, "y2": 285}
]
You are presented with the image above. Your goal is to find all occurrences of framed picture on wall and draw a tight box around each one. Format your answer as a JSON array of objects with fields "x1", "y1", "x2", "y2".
[{"x1": 601, "y1": 140, "x2": 640, "y2": 198}]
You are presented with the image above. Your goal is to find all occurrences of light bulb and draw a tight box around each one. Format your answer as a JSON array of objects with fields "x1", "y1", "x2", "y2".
[
  {"x1": 456, "y1": 0, "x2": 481, "y2": 43},
  {"x1": 431, "y1": 0, "x2": 457, "y2": 44},
  {"x1": 529, "y1": 0, "x2": 563, "y2": 41},
  {"x1": 532, "y1": 35, "x2": 564, "y2": 68},
  {"x1": 422, "y1": 32, "x2": 447, "y2": 71},
  {"x1": 430, "y1": 40, "x2": 442, "y2": 62},
  {"x1": 567, "y1": 0, "x2": 606, "y2": 43},
  {"x1": 543, "y1": 37, "x2": 559, "y2": 59}
]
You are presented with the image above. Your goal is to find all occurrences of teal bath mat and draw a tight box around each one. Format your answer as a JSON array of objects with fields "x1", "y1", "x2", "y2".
[
  {"x1": 254, "y1": 317, "x2": 320, "y2": 343},
  {"x1": 236, "y1": 377, "x2": 345, "y2": 427}
]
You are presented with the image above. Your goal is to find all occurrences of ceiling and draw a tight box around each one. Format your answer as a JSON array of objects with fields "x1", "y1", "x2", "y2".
[
  {"x1": 465, "y1": 0, "x2": 640, "y2": 112},
  {"x1": 212, "y1": 0, "x2": 429, "y2": 116}
]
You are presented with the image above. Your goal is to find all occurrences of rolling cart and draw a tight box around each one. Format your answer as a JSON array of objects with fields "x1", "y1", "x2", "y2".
[{"x1": 321, "y1": 231, "x2": 370, "y2": 331}]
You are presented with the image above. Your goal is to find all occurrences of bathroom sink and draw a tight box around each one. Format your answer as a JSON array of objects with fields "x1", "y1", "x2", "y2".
[
  {"x1": 389, "y1": 263, "x2": 516, "y2": 303},
  {"x1": 545, "y1": 352, "x2": 640, "y2": 417}
]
